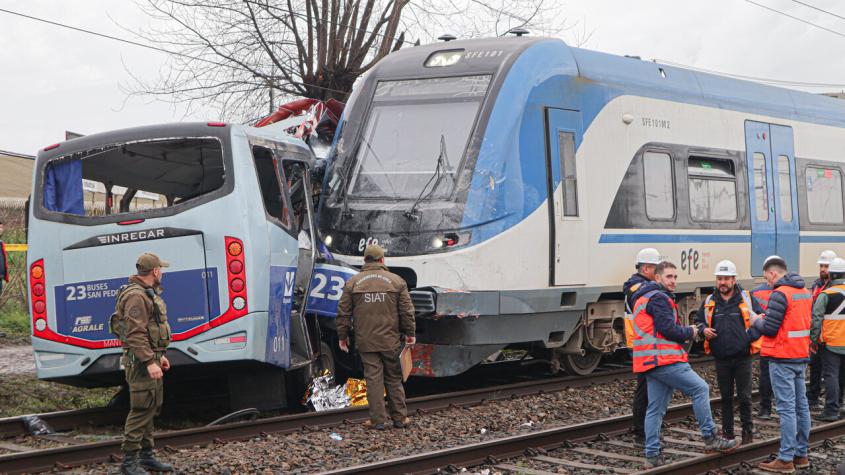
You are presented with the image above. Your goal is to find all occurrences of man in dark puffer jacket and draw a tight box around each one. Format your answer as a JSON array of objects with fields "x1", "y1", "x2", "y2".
[
  {"x1": 749, "y1": 257, "x2": 812, "y2": 473},
  {"x1": 695, "y1": 259, "x2": 765, "y2": 444}
]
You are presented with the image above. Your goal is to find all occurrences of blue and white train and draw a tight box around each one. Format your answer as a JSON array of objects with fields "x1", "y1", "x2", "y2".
[{"x1": 318, "y1": 35, "x2": 845, "y2": 376}]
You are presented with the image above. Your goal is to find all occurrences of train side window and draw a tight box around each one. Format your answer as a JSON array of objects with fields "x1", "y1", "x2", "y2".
[
  {"x1": 806, "y1": 166, "x2": 844, "y2": 224},
  {"x1": 752, "y1": 153, "x2": 769, "y2": 222},
  {"x1": 643, "y1": 151, "x2": 674, "y2": 220},
  {"x1": 688, "y1": 157, "x2": 738, "y2": 222},
  {"x1": 558, "y1": 131, "x2": 578, "y2": 217},
  {"x1": 777, "y1": 156, "x2": 793, "y2": 222}
]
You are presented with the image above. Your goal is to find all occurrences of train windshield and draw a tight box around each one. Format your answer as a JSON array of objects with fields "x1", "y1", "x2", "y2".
[{"x1": 347, "y1": 75, "x2": 490, "y2": 200}]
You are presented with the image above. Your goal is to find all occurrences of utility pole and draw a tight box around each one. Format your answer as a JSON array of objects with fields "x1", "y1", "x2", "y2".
[{"x1": 254, "y1": 73, "x2": 276, "y2": 115}]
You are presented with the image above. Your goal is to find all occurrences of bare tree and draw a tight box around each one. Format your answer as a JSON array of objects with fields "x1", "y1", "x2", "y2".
[{"x1": 124, "y1": 0, "x2": 572, "y2": 122}]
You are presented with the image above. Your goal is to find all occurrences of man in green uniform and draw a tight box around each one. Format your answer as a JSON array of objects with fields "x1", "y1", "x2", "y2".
[
  {"x1": 112, "y1": 252, "x2": 174, "y2": 474},
  {"x1": 336, "y1": 244, "x2": 416, "y2": 430}
]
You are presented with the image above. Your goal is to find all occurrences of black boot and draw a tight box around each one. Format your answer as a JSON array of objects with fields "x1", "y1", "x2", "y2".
[
  {"x1": 139, "y1": 448, "x2": 173, "y2": 472},
  {"x1": 121, "y1": 451, "x2": 149, "y2": 475}
]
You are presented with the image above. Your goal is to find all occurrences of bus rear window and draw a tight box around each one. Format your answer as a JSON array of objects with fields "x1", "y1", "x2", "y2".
[{"x1": 41, "y1": 138, "x2": 225, "y2": 217}]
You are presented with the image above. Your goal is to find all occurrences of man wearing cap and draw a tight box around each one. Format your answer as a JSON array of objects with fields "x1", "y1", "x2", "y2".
[
  {"x1": 111, "y1": 253, "x2": 173, "y2": 475},
  {"x1": 695, "y1": 259, "x2": 764, "y2": 444},
  {"x1": 811, "y1": 257, "x2": 845, "y2": 421},
  {"x1": 336, "y1": 244, "x2": 416, "y2": 430},
  {"x1": 623, "y1": 247, "x2": 661, "y2": 445},
  {"x1": 808, "y1": 250, "x2": 837, "y2": 409},
  {"x1": 750, "y1": 257, "x2": 812, "y2": 473}
]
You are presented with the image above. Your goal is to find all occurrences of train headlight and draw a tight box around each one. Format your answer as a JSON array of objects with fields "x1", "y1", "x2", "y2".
[
  {"x1": 425, "y1": 50, "x2": 464, "y2": 68},
  {"x1": 432, "y1": 238, "x2": 444, "y2": 249},
  {"x1": 324, "y1": 235, "x2": 333, "y2": 246}
]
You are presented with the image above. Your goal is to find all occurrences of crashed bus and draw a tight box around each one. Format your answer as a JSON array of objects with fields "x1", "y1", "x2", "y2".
[{"x1": 27, "y1": 122, "x2": 356, "y2": 409}]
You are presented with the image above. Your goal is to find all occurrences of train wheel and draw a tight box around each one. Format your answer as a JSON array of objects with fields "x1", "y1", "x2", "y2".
[{"x1": 560, "y1": 351, "x2": 602, "y2": 376}]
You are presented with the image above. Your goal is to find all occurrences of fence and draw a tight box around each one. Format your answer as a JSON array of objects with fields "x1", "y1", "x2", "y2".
[{"x1": 0, "y1": 201, "x2": 28, "y2": 313}]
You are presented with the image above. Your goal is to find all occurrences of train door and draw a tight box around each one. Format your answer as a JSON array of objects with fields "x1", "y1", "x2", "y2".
[
  {"x1": 545, "y1": 108, "x2": 585, "y2": 286},
  {"x1": 745, "y1": 121, "x2": 799, "y2": 274}
]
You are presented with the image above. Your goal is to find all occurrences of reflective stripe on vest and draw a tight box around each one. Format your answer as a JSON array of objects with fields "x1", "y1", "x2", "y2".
[
  {"x1": 787, "y1": 330, "x2": 810, "y2": 338},
  {"x1": 703, "y1": 290, "x2": 761, "y2": 355},
  {"x1": 623, "y1": 282, "x2": 642, "y2": 348},
  {"x1": 821, "y1": 285, "x2": 845, "y2": 346},
  {"x1": 631, "y1": 289, "x2": 688, "y2": 373},
  {"x1": 760, "y1": 285, "x2": 812, "y2": 359}
]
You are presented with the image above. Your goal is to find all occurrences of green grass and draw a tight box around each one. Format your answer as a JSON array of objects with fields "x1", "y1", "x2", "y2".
[
  {"x1": 0, "y1": 305, "x2": 30, "y2": 343},
  {"x1": 0, "y1": 374, "x2": 117, "y2": 417}
]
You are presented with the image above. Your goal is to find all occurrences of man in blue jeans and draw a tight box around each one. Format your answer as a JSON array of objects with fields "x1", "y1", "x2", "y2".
[
  {"x1": 631, "y1": 261, "x2": 739, "y2": 467},
  {"x1": 750, "y1": 257, "x2": 812, "y2": 473}
]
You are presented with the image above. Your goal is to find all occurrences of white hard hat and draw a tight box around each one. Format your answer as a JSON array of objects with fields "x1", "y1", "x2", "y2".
[
  {"x1": 714, "y1": 259, "x2": 737, "y2": 276},
  {"x1": 636, "y1": 248, "x2": 661, "y2": 265},
  {"x1": 830, "y1": 257, "x2": 845, "y2": 273},
  {"x1": 763, "y1": 255, "x2": 783, "y2": 266},
  {"x1": 818, "y1": 250, "x2": 837, "y2": 265}
]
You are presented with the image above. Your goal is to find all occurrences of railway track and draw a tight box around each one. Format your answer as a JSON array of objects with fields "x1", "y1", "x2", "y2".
[
  {"x1": 0, "y1": 357, "x2": 646, "y2": 442},
  {"x1": 0, "y1": 356, "x2": 706, "y2": 473},
  {"x1": 323, "y1": 394, "x2": 845, "y2": 475}
]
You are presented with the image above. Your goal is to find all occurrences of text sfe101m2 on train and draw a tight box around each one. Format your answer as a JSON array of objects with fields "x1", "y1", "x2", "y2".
[
  {"x1": 28, "y1": 123, "x2": 356, "y2": 408},
  {"x1": 319, "y1": 35, "x2": 845, "y2": 376}
]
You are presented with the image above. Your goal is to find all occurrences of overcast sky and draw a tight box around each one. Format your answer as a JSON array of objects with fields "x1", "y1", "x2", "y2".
[{"x1": 0, "y1": 0, "x2": 843, "y2": 155}]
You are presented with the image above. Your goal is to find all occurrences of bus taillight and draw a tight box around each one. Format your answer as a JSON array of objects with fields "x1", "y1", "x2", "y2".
[
  {"x1": 224, "y1": 237, "x2": 248, "y2": 316},
  {"x1": 30, "y1": 260, "x2": 48, "y2": 333}
]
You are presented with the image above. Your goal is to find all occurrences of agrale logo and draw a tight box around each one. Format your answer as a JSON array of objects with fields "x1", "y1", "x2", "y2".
[{"x1": 71, "y1": 315, "x2": 104, "y2": 333}]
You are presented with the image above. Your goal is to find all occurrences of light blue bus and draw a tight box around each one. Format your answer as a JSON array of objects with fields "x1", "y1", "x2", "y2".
[{"x1": 28, "y1": 122, "x2": 356, "y2": 409}]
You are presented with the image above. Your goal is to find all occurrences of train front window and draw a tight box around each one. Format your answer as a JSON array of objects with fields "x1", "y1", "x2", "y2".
[{"x1": 348, "y1": 75, "x2": 490, "y2": 200}]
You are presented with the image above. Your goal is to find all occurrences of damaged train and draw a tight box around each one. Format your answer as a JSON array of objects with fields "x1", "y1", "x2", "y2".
[{"x1": 318, "y1": 34, "x2": 845, "y2": 376}]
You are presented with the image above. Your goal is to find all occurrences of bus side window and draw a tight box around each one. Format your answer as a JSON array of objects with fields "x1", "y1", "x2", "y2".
[
  {"x1": 251, "y1": 145, "x2": 290, "y2": 227},
  {"x1": 280, "y1": 161, "x2": 308, "y2": 234}
]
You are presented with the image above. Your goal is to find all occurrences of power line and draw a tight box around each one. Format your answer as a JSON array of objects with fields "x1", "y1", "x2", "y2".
[
  {"x1": 744, "y1": 0, "x2": 845, "y2": 39},
  {"x1": 0, "y1": 6, "x2": 353, "y2": 96},
  {"x1": 791, "y1": 0, "x2": 845, "y2": 23},
  {"x1": 654, "y1": 58, "x2": 845, "y2": 89},
  {"x1": 0, "y1": 7, "x2": 187, "y2": 57}
]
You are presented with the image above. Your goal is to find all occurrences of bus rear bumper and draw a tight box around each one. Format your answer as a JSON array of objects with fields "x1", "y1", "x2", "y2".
[{"x1": 33, "y1": 311, "x2": 281, "y2": 387}]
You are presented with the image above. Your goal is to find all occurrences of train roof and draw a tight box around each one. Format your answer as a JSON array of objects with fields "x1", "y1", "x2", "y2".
[
  {"x1": 381, "y1": 36, "x2": 845, "y2": 128},
  {"x1": 569, "y1": 44, "x2": 845, "y2": 128}
]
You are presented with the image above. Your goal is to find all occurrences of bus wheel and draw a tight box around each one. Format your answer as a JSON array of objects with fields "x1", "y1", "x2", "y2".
[{"x1": 560, "y1": 351, "x2": 602, "y2": 376}]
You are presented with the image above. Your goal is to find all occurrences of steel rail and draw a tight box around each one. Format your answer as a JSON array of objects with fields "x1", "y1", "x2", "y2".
[
  {"x1": 0, "y1": 407, "x2": 126, "y2": 439},
  {"x1": 0, "y1": 363, "x2": 634, "y2": 441},
  {"x1": 2, "y1": 357, "x2": 713, "y2": 441},
  {"x1": 323, "y1": 391, "x2": 845, "y2": 475},
  {"x1": 0, "y1": 358, "x2": 706, "y2": 474},
  {"x1": 642, "y1": 418, "x2": 845, "y2": 474},
  {"x1": 320, "y1": 397, "x2": 711, "y2": 475}
]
